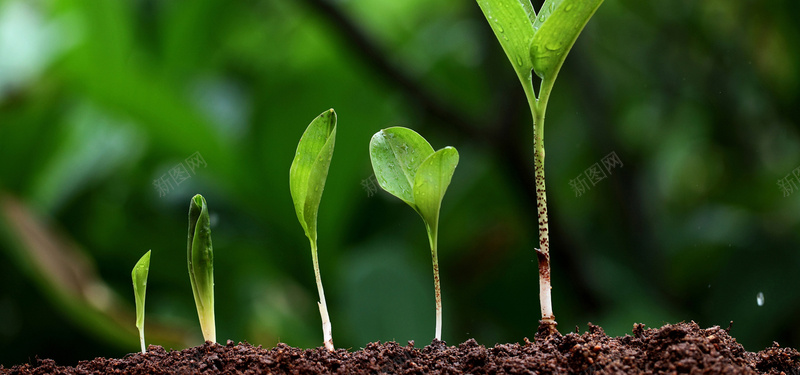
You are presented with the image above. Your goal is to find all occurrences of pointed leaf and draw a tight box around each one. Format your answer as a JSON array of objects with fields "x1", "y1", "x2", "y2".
[
  {"x1": 413, "y1": 147, "x2": 459, "y2": 228},
  {"x1": 188, "y1": 194, "x2": 215, "y2": 342},
  {"x1": 131, "y1": 250, "x2": 151, "y2": 334},
  {"x1": 530, "y1": 0, "x2": 603, "y2": 79},
  {"x1": 290, "y1": 109, "x2": 337, "y2": 242},
  {"x1": 476, "y1": 0, "x2": 536, "y2": 79},
  {"x1": 369, "y1": 127, "x2": 434, "y2": 207}
]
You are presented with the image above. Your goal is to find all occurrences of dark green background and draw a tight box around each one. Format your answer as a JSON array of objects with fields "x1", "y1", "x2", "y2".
[{"x1": 1, "y1": 0, "x2": 798, "y2": 366}]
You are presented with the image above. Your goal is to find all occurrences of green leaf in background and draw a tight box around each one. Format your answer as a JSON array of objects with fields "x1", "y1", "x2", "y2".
[
  {"x1": 289, "y1": 109, "x2": 338, "y2": 351},
  {"x1": 530, "y1": 0, "x2": 603, "y2": 80},
  {"x1": 289, "y1": 109, "x2": 337, "y2": 243},
  {"x1": 368, "y1": 127, "x2": 434, "y2": 207},
  {"x1": 131, "y1": 250, "x2": 151, "y2": 353},
  {"x1": 413, "y1": 147, "x2": 459, "y2": 233},
  {"x1": 188, "y1": 194, "x2": 216, "y2": 343},
  {"x1": 476, "y1": 0, "x2": 536, "y2": 81},
  {"x1": 369, "y1": 127, "x2": 459, "y2": 341}
]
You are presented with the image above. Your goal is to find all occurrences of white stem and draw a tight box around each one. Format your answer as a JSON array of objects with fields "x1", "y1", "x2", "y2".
[
  {"x1": 139, "y1": 331, "x2": 146, "y2": 354},
  {"x1": 318, "y1": 301, "x2": 334, "y2": 351},
  {"x1": 311, "y1": 239, "x2": 334, "y2": 351}
]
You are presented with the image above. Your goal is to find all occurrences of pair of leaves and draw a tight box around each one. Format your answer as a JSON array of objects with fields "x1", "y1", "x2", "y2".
[
  {"x1": 289, "y1": 109, "x2": 337, "y2": 243},
  {"x1": 477, "y1": 0, "x2": 603, "y2": 83},
  {"x1": 369, "y1": 127, "x2": 459, "y2": 230},
  {"x1": 188, "y1": 194, "x2": 216, "y2": 342}
]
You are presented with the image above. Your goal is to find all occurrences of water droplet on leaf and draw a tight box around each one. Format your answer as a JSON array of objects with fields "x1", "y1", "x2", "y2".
[{"x1": 756, "y1": 292, "x2": 764, "y2": 306}]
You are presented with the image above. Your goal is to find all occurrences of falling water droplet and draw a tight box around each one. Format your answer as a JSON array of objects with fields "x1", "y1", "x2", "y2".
[{"x1": 756, "y1": 292, "x2": 764, "y2": 306}]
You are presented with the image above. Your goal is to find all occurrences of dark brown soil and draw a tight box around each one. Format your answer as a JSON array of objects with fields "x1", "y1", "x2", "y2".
[{"x1": 3, "y1": 322, "x2": 798, "y2": 374}]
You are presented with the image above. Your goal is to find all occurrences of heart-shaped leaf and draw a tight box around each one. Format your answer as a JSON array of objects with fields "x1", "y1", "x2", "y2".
[
  {"x1": 369, "y1": 127, "x2": 434, "y2": 207},
  {"x1": 476, "y1": 0, "x2": 536, "y2": 80},
  {"x1": 530, "y1": 0, "x2": 603, "y2": 79},
  {"x1": 413, "y1": 147, "x2": 459, "y2": 230},
  {"x1": 290, "y1": 109, "x2": 337, "y2": 242}
]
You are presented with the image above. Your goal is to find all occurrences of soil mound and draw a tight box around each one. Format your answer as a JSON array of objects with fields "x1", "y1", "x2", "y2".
[{"x1": 3, "y1": 322, "x2": 798, "y2": 374}]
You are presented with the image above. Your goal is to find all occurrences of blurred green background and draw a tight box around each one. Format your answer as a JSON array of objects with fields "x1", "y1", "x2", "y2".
[{"x1": 1, "y1": 0, "x2": 799, "y2": 366}]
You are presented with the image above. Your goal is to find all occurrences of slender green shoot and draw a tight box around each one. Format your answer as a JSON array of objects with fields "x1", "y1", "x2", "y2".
[
  {"x1": 131, "y1": 250, "x2": 151, "y2": 353},
  {"x1": 188, "y1": 194, "x2": 216, "y2": 343},
  {"x1": 289, "y1": 109, "x2": 337, "y2": 351},
  {"x1": 476, "y1": 0, "x2": 603, "y2": 335},
  {"x1": 369, "y1": 127, "x2": 459, "y2": 341}
]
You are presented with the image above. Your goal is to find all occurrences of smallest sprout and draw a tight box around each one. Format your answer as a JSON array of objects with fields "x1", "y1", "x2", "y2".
[{"x1": 131, "y1": 250, "x2": 152, "y2": 353}]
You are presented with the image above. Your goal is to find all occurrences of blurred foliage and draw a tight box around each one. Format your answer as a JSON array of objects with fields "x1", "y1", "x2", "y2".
[{"x1": 1, "y1": 0, "x2": 799, "y2": 366}]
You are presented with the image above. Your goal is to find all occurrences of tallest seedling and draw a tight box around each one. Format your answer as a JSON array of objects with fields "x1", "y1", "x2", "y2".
[{"x1": 476, "y1": 0, "x2": 602, "y2": 334}]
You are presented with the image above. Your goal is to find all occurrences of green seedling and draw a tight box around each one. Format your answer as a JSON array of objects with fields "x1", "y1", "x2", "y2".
[
  {"x1": 476, "y1": 0, "x2": 602, "y2": 334},
  {"x1": 188, "y1": 194, "x2": 216, "y2": 343},
  {"x1": 369, "y1": 127, "x2": 459, "y2": 341},
  {"x1": 289, "y1": 109, "x2": 337, "y2": 351},
  {"x1": 131, "y1": 250, "x2": 151, "y2": 353}
]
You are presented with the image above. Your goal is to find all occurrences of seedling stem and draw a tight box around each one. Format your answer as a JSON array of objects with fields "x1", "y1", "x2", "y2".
[
  {"x1": 425, "y1": 222, "x2": 442, "y2": 340},
  {"x1": 310, "y1": 239, "x2": 333, "y2": 351}
]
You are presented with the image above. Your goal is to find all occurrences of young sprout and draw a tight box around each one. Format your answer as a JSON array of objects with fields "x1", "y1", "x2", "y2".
[
  {"x1": 289, "y1": 109, "x2": 337, "y2": 351},
  {"x1": 188, "y1": 194, "x2": 216, "y2": 343},
  {"x1": 476, "y1": 0, "x2": 603, "y2": 334},
  {"x1": 131, "y1": 250, "x2": 151, "y2": 353},
  {"x1": 369, "y1": 127, "x2": 459, "y2": 341}
]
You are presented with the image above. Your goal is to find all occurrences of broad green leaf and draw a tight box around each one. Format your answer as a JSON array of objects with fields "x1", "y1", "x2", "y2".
[
  {"x1": 289, "y1": 109, "x2": 337, "y2": 242},
  {"x1": 530, "y1": 0, "x2": 603, "y2": 79},
  {"x1": 188, "y1": 194, "x2": 215, "y2": 342},
  {"x1": 369, "y1": 127, "x2": 434, "y2": 207},
  {"x1": 131, "y1": 250, "x2": 151, "y2": 352},
  {"x1": 476, "y1": 0, "x2": 536, "y2": 78},
  {"x1": 413, "y1": 147, "x2": 460, "y2": 229}
]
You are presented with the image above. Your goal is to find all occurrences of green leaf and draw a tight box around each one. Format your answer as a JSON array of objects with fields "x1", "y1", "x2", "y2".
[
  {"x1": 188, "y1": 194, "x2": 215, "y2": 342},
  {"x1": 476, "y1": 0, "x2": 536, "y2": 79},
  {"x1": 369, "y1": 127, "x2": 435, "y2": 207},
  {"x1": 131, "y1": 250, "x2": 151, "y2": 353},
  {"x1": 289, "y1": 109, "x2": 337, "y2": 242},
  {"x1": 531, "y1": 0, "x2": 562, "y2": 31},
  {"x1": 530, "y1": 0, "x2": 603, "y2": 79},
  {"x1": 413, "y1": 147, "x2": 460, "y2": 230}
]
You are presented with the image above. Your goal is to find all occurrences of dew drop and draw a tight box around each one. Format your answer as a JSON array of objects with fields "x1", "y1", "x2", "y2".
[
  {"x1": 496, "y1": 25, "x2": 504, "y2": 33},
  {"x1": 538, "y1": 14, "x2": 545, "y2": 22},
  {"x1": 565, "y1": 4, "x2": 574, "y2": 11},
  {"x1": 756, "y1": 292, "x2": 764, "y2": 306},
  {"x1": 515, "y1": 55, "x2": 524, "y2": 66}
]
